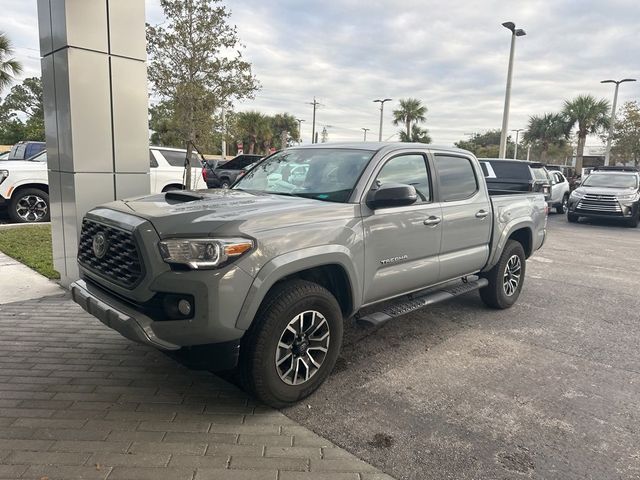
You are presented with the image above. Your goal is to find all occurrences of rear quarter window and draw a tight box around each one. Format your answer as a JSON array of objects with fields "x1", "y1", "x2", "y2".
[
  {"x1": 434, "y1": 155, "x2": 478, "y2": 202},
  {"x1": 487, "y1": 161, "x2": 531, "y2": 179}
]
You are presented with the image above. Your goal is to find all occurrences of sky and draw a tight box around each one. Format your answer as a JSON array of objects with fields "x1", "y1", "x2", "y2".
[{"x1": 1, "y1": 0, "x2": 639, "y2": 147}]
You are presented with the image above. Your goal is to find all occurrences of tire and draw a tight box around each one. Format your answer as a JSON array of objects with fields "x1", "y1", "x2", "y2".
[
  {"x1": 626, "y1": 211, "x2": 639, "y2": 228},
  {"x1": 480, "y1": 240, "x2": 526, "y2": 310},
  {"x1": 8, "y1": 188, "x2": 50, "y2": 223},
  {"x1": 567, "y1": 213, "x2": 579, "y2": 223},
  {"x1": 556, "y1": 194, "x2": 569, "y2": 214},
  {"x1": 220, "y1": 178, "x2": 231, "y2": 189},
  {"x1": 239, "y1": 279, "x2": 343, "y2": 408}
]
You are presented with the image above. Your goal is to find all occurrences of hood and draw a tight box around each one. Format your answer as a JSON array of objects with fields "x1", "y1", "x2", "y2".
[
  {"x1": 0, "y1": 160, "x2": 45, "y2": 171},
  {"x1": 103, "y1": 188, "x2": 357, "y2": 237},
  {"x1": 576, "y1": 186, "x2": 636, "y2": 196}
]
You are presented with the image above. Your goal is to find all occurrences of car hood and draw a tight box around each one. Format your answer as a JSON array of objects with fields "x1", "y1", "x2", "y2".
[
  {"x1": 102, "y1": 188, "x2": 357, "y2": 237},
  {"x1": 576, "y1": 186, "x2": 636, "y2": 196},
  {"x1": 0, "y1": 160, "x2": 45, "y2": 170}
]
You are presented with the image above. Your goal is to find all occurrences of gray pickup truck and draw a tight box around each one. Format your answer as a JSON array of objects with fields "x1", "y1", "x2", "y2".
[{"x1": 71, "y1": 143, "x2": 547, "y2": 407}]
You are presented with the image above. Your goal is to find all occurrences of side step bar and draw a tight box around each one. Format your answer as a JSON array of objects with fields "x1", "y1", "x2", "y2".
[{"x1": 356, "y1": 276, "x2": 488, "y2": 328}]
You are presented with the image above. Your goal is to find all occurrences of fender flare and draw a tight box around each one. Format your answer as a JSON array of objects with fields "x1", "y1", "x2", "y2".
[
  {"x1": 235, "y1": 245, "x2": 362, "y2": 330},
  {"x1": 484, "y1": 219, "x2": 533, "y2": 271}
]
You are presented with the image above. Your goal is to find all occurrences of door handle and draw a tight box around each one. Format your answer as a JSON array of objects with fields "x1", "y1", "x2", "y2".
[
  {"x1": 423, "y1": 216, "x2": 442, "y2": 226},
  {"x1": 475, "y1": 210, "x2": 489, "y2": 219}
]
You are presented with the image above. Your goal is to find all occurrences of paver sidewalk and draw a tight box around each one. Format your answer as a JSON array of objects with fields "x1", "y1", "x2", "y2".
[{"x1": 0, "y1": 294, "x2": 394, "y2": 480}]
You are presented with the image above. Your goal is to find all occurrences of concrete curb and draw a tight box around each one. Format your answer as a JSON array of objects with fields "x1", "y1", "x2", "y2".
[
  {"x1": 0, "y1": 221, "x2": 51, "y2": 229},
  {"x1": 0, "y1": 251, "x2": 64, "y2": 304}
]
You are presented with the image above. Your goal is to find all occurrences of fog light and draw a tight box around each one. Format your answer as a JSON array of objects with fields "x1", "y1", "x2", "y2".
[{"x1": 178, "y1": 299, "x2": 192, "y2": 316}]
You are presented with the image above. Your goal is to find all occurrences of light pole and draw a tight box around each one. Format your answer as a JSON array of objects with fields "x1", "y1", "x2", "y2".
[
  {"x1": 307, "y1": 98, "x2": 322, "y2": 143},
  {"x1": 511, "y1": 128, "x2": 523, "y2": 159},
  {"x1": 601, "y1": 78, "x2": 636, "y2": 166},
  {"x1": 296, "y1": 118, "x2": 305, "y2": 144},
  {"x1": 373, "y1": 98, "x2": 392, "y2": 141},
  {"x1": 361, "y1": 128, "x2": 370, "y2": 141},
  {"x1": 499, "y1": 22, "x2": 526, "y2": 159}
]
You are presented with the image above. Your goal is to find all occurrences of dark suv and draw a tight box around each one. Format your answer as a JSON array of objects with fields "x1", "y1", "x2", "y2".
[
  {"x1": 567, "y1": 166, "x2": 640, "y2": 227},
  {"x1": 203, "y1": 154, "x2": 263, "y2": 188},
  {"x1": 478, "y1": 158, "x2": 551, "y2": 201}
]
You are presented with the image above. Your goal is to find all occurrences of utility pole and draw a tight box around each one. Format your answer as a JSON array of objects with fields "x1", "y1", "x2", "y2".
[
  {"x1": 296, "y1": 118, "x2": 305, "y2": 144},
  {"x1": 511, "y1": 128, "x2": 523, "y2": 159},
  {"x1": 361, "y1": 128, "x2": 370, "y2": 141},
  {"x1": 221, "y1": 105, "x2": 227, "y2": 160},
  {"x1": 307, "y1": 98, "x2": 322, "y2": 143},
  {"x1": 499, "y1": 22, "x2": 526, "y2": 158},
  {"x1": 373, "y1": 98, "x2": 392, "y2": 141},
  {"x1": 601, "y1": 78, "x2": 636, "y2": 166}
]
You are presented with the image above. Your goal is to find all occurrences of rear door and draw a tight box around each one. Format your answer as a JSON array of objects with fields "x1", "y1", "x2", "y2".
[
  {"x1": 362, "y1": 152, "x2": 442, "y2": 304},
  {"x1": 434, "y1": 154, "x2": 491, "y2": 281}
]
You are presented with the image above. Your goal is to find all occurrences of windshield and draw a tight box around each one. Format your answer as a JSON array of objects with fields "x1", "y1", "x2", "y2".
[
  {"x1": 233, "y1": 148, "x2": 374, "y2": 203},
  {"x1": 582, "y1": 174, "x2": 638, "y2": 189}
]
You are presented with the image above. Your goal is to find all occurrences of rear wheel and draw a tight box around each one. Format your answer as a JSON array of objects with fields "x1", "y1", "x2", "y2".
[
  {"x1": 556, "y1": 194, "x2": 569, "y2": 214},
  {"x1": 239, "y1": 280, "x2": 343, "y2": 408},
  {"x1": 9, "y1": 188, "x2": 50, "y2": 223},
  {"x1": 220, "y1": 178, "x2": 231, "y2": 189},
  {"x1": 480, "y1": 240, "x2": 526, "y2": 309},
  {"x1": 567, "y1": 213, "x2": 579, "y2": 223}
]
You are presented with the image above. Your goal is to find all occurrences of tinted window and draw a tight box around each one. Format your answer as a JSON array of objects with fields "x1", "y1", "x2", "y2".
[
  {"x1": 149, "y1": 151, "x2": 158, "y2": 168},
  {"x1": 375, "y1": 154, "x2": 430, "y2": 203},
  {"x1": 222, "y1": 155, "x2": 257, "y2": 170},
  {"x1": 486, "y1": 160, "x2": 531, "y2": 179},
  {"x1": 161, "y1": 150, "x2": 187, "y2": 167},
  {"x1": 434, "y1": 155, "x2": 478, "y2": 202}
]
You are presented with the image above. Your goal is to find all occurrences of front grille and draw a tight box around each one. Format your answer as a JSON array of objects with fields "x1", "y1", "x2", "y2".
[
  {"x1": 78, "y1": 219, "x2": 144, "y2": 288},
  {"x1": 577, "y1": 194, "x2": 622, "y2": 215}
]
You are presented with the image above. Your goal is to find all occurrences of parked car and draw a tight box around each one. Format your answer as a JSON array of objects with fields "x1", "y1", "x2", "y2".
[
  {"x1": 203, "y1": 154, "x2": 263, "y2": 188},
  {"x1": 0, "y1": 147, "x2": 202, "y2": 223},
  {"x1": 8, "y1": 141, "x2": 46, "y2": 160},
  {"x1": 547, "y1": 170, "x2": 571, "y2": 213},
  {"x1": 479, "y1": 158, "x2": 551, "y2": 201},
  {"x1": 71, "y1": 143, "x2": 547, "y2": 408},
  {"x1": 567, "y1": 166, "x2": 640, "y2": 227}
]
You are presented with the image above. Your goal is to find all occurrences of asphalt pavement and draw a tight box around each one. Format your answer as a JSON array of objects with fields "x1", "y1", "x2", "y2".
[{"x1": 284, "y1": 213, "x2": 640, "y2": 480}]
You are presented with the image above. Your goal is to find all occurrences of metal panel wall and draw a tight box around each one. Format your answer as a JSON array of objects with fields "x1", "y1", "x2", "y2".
[{"x1": 37, "y1": 0, "x2": 149, "y2": 286}]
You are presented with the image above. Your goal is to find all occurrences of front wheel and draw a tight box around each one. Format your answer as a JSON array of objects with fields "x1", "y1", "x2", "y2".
[
  {"x1": 8, "y1": 188, "x2": 50, "y2": 223},
  {"x1": 567, "y1": 213, "x2": 579, "y2": 223},
  {"x1": 239, "y1": 280, "x2": 343, "y2": 408},
  {"x1": 480, "y1": 240, "x2": 526, "y2": 309},
  {"x1": 626, "y1": 211, "x2": 639, "y2": 228}
]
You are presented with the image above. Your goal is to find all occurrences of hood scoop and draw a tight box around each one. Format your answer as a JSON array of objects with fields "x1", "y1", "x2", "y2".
[{"x1": 164, "y1": 190, "x2": 206, "y2": 204}]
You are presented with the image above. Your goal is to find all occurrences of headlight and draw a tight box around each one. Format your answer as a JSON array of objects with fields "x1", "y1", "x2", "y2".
[
  {"x1": 570, "y1": 190, "x2": 585, "y2": 198},
  {"x1": 0, "y1": 170, "x2": 8, "y2": 185},
  {"x1": 617, "y1": 193, "x2": 638, "y2": 202},
  {"x1": 158, "y1": 237, "x2": 253, "y2": 269}
]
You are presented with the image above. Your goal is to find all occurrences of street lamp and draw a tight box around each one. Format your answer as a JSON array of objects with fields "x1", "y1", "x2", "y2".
[
  {"x1": 361, "y1": 128, "x2": 370, "y2": 141},
  {"x1": 601, "y1": 78, "x2": 636, "y2": 166},
  {"x1": 373, "y1": 98, "x2": 392, "y2": 141},
  {"x1": 511, "y1": 128, "x2": 524, "y2": 159},
  {"x1": 296, "y1": 118, "x2": 305, "y2": 144},
  {"x1": 499, "y1": 22, "x2": 526, "y2": 159}
]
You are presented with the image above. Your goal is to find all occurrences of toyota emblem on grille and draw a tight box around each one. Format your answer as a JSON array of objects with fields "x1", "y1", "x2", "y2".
[{"x1": 92, "y1": 232, "x2": 109, "y2": 259}]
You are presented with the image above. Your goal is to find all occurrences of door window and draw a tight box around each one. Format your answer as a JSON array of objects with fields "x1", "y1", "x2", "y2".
[
  {"x1": 434, "y1": 155, "x2": 478, "y2": 201},
  {"x1": 375, "y1": 154, "x2": 431, "y2": 203}
]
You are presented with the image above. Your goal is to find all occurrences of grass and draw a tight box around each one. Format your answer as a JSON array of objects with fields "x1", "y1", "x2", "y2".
[{"x1": 0, "y1": 225, "x2": 60, "y2": 279}]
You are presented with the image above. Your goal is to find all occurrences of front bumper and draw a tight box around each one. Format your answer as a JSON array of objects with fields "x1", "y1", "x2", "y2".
[
  {"x1": 71, "y1": 279, "x2": 180, "y2": 350},
  {"x1": 568, "y1": 197, "x2": 638, "y2": 219}
]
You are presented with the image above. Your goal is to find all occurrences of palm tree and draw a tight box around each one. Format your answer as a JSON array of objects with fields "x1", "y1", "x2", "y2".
[
  {"x1": 393, "y1": 98, "x2": 427, "y2": 139},
  {"x1": 235, "y1": 111, "x2": 271, "y2": 154},
  {"x1": 399, "y1": 124, "x2": 432, "y2": 144},
  {"x1": 522, "y1": 113, "x2": 569, "y2": 162},
  {"x1": 562, "y1": 95, "x2": 610, "y2": 172},
  {"x1": 0, "y1": 32, "x2": 22, "y2": 93}
]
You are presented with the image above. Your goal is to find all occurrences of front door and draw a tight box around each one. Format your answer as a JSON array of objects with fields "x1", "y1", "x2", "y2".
[
  {"x1": 362, "y1": 153, "x2": 442, "y2": 304},
  {"x1": 433, "y1": 154, "x2": 492, "y2": 281}
]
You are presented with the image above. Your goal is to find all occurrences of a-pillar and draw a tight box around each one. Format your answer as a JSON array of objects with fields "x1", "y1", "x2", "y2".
[{"x1": 37, "y1": 0, "x2": 150, "y2": 286}]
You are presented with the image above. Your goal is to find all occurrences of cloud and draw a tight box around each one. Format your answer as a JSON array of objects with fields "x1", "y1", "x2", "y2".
[{"x1": 2, "y1": 0, "x2": 638, "y2": 146}]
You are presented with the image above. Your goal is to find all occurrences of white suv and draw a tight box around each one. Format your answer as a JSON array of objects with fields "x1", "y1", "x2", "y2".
[{"x1": 0, "y1": 146, "x2": 203, "y2": 223}]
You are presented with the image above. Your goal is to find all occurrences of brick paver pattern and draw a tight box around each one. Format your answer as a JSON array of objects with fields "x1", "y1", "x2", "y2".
[{"x1": 0, "y1": 295, "x2": 393, "y2": 480}]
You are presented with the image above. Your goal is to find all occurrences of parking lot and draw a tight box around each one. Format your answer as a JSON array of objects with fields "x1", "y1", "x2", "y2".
[
  {"x1": 0, "y1": 214, "x2": 639, "y2": 479},
  {"x1": 285, "y1": 214, "x2": 640, "y2": 479}
]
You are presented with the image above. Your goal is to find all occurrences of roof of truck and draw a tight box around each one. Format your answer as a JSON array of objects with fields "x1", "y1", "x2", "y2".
[{"x1": 291, "y1": 142, "x2": 472, "y2": 155}]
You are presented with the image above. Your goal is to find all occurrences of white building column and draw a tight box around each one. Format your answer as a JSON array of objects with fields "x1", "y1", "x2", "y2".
[{"x1": 37, "y1": 0, "x2": 150, "y2": 286}]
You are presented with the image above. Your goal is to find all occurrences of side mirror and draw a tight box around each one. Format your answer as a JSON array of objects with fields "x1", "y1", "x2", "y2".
[{"x1": 367, "y1": 183, "x2": 418, "y2": 209}]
